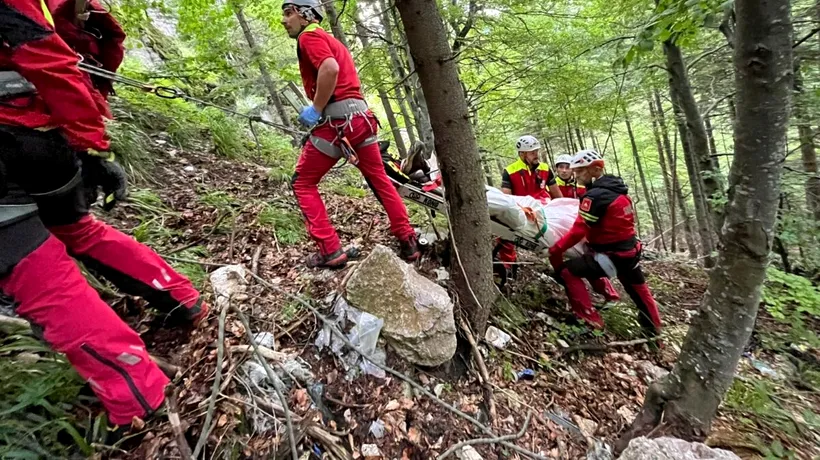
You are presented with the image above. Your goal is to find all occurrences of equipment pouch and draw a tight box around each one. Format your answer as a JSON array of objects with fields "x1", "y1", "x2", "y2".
[{"x1": 0, "y1": 71, "x2": 35, "y2": 100}]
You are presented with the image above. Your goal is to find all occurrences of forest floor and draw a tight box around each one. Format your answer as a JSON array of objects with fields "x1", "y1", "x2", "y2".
[{"x1": 3, "y1": 134, "x2": 818, "y2": 460}]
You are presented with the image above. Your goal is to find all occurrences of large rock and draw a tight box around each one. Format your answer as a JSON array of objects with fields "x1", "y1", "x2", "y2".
[
  {"x1": 619, "y1": 437, "x2": 741, "y2": 460},
  {"x1": 345, "y1": 245, "x2": 456, "y2": 366}
]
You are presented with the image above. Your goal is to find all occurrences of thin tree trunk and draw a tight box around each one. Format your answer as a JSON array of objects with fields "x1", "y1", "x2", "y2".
[
  {"x1": 626, "y1": 107, "x2": 665, "y2": 249},
  {"x1": 395, "y1": 0, "x2": 495, "y2": 335},
  {"x1": 354, "y1": 14, "x2": 407, "y2": 157},
  {"x1": 632, "y1": 175, "x2": 644, "y2": 239},
  {"x1": 649, "y1": 96, "x2": 677, "y2": 252},
  {"x1": 774, "y1": 194, "x2": 792, "y2": 273},
  {"x1": 664, "y1": 39, "x2": 726, "y2": 234},
  {"x1": 566, "y1": 115, "x2": 577, "y2": 152},
  {"x1": 377, "y1": 0, "x2": 418, "y2": 144},
  {"x1": 794, "y1": 59, "x2": 820, "y2": 220},
  {"x1": 234, "y1": 6, "x2": 294, "y2": 134},
  {"x1": 575, "y1": 127, "x2": 586, "y2": 150},
  {"x1": 610, "y1": 138, "x2": 622, "y2": 177},
  {"x1": 658, "y1": 90, "x2": 698, "y2": 258},
  {"x1": 591, "y1": 131, "x2": 600, "y2": 152},
  {"x1": 324, "y1": 0, "x2": 350, "y2": 49},
  {"x1": 704, "y1": 113, "x2": 719, "y2": 156},
  {"x1": 544, "y1": 139, "x2": 555, "y2": 166},
  {"x1": 617, "y1": 0, "x2": 791, "y2": 448},
  {"x1": 672, "y1": 88, "x2": 716, "y2": 266},
  {"x1": 391, "y1": 4, "x2": 434, "y2": 148}
]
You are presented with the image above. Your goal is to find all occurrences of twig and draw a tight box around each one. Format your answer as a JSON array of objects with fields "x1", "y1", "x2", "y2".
[
  {"x1": 272, "y1": 227, "x2": 282, "y2": 254},
  {"x1": 228, "y1": 218, "x2": 237, "y2": 262},
  {"x1": 561, "y1": 338, "x2": 652, "y2": 355},
  {"x1": 437, "y1": 411, "x2": 533, "y2": 460},
  {"x1": 247, "y1": 272, "x2": 548, "y2": 460},
  {"x1": 165, "y1": 385, "x2": 193, "y2": 460},
  {"x1": 229, "y1": 344, "x2": 295, "y2": 362},
  {"x1": 169, "y1": 211, "x2": 229, "y2": 255},
  {"x1": 251, "y1": 245, "x2": 263, "y2": 276},
  {"x1": 192, "y1": 304, "x2": 228, "y2": 460},
  {"x1": 458, "y1": 317, "x2": 497, "y2": 424},
  {"x1": 274, "y1": 313, "x2": 313, "y2": 341},
  {"x1": 363, "y1": 217, "x2": 376, "y2": 242},
  {"x1": 231, "y1": 306, "x2": 299, "y2": 460},
  {"x1": 163, "y1": 255, "x2": 227, "y2": 267}
]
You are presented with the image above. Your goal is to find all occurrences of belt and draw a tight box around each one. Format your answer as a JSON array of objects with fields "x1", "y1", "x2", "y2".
[{"x1": 322, "y1": 99, "x2": 368, "y2": 119}]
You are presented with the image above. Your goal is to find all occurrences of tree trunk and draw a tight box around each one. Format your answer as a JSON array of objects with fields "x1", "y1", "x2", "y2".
[
  {"x1": 610, "y1": 139, "x2": 622, "y2": 177},
  {"x1": 566, "y1": 116, "x2": 577, "y2": 152},
  {"x1": 544, "y1": 139, "x2": 555, "y2": 166},
  {"x1": 377, "y1": 0, "x2": 418, "y2": 144},
  {"x1": 616, "y1": 0, "x2": 792, "y2": 450},
  {"x1": 657, "y1": 90, "x2": 698, "y2": 258},
  {"x1": 649, "y1": 96, "x2": 677, "y2": 252},
  {"x1": 354, "y1": 14, "x2": 407, "y2": 157},
  {"x1": 704, "y1": 113, "x2": 719, "y2": 157},
  {"x1": 794, "y1": 59, "x2": 820, "y2": 220},
  {"x1": 664, "y1": 40, "x2": 726, "y2": 234},
  {"x1": 672, "y1": 88, "x2": 716, "y2": 266},
  {"x1": 591, "y1": 131, "x2": 600, "y2": 152},
  {"x1": 626, "y1": 108, "x2": 665, "y2": 249},
  {"x1": 575, "y1": 127, "x2": 585, "y2": 150},
  {"x1": 395, "y1": 0, "x2": 495, "y2": 334},
  {"x1": 234, "y1": 6, "x2": 294, "y2": 134},
  {"x1": 323, "y1": 0, "x2": 350, "y2": 49},
  {"x1": 774, "y1": 194, "x2": 792, "y2": 273}
]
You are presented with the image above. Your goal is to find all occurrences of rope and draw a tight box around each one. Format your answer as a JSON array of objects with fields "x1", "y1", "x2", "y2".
[{"x1": 77, "y1": 62, "x2": 306, "y2": 136}]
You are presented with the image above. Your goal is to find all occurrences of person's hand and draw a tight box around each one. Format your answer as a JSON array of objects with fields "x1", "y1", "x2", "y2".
[
  {"x1": 81, "y1": 151, "x2": 127, "y2": 211},
  {"x1": 297, "y1": 105, "x2": 321, "y2": 127}
]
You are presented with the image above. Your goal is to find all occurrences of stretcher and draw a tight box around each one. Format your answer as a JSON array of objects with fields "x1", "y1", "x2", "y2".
[{"x1": 390, "y1": 177, "x2": 544, "y2": 253}]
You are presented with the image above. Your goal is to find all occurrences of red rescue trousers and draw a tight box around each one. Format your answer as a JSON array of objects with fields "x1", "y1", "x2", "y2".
[
  {"x1": 1, "y1": 127, "x2": 206, "y2": 425},
  {"x1": 291, "y1": 112, "x2": 415, "y2": 256}
]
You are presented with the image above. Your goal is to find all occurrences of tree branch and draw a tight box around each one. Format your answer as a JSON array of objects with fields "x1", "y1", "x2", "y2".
[
  {"x1": 793, "y1": 27, "x2": 820, "y2": 48},
  {"x1": 437, "y1": 411, "x2": 533, "y2": 460}
]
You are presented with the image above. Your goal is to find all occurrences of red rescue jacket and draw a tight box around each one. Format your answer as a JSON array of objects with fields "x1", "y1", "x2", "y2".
[
  {"x1": 556, "y1": 176, "x2": 585, "y2": 199},
  {"x1": 553, "y1": 175, "x2": 639, "y2": 254},
  {"x1": 500, "y1": 157, "x2": 556, "y2": 200},
  {"x1": 0, "y1": 0, "x2": 108, "y2": 151},
  {"x1": 49, "y1": 0, "x2": 125, "y2": 117}
]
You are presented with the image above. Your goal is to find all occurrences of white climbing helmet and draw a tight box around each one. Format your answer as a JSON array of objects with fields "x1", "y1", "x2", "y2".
[
  {"x1": 555, "y1": 154, "x2": 573, "y2": 166},
  {"x1": 515, "y1": 135, "x2": 541, "y2": 152},
  {"x1": 282, "y1": 0, "x2": 324, "y2": 22},
  {"x1": 570, "y1": 149, "x2": 605, "y2": 169}
]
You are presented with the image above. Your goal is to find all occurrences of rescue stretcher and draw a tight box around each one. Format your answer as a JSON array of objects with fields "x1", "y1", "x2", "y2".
[{"x1": 390, "y1": 177, "x2": 545, "y2": 254}]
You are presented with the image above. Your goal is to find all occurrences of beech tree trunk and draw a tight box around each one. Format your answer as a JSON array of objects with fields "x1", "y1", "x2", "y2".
[
  {"x1": 617, "y1": 0, "x2": 792, "y2": 450},
  {"x1": 395, "y1": 0, "x2": 495, "y2": 334},
  {"x1": 610, "y1": 139, "x2": 622, "y2": 177},
  {"x1": 672, "y1": 89, "x2": 716, "y2": 266},
  {"x1": 664, "y1": 39, "x2": 726, "y2": 234},
  {"x1": 626, "y1": 108, "x2": 665, "y2": 249},
  {"x1": 234, "y1": 6, "x2": 293, "y2": 133},
  {"x1": 794, "y1": 59, "x2": 820, "y2": 220},
  {"x1": 656, "y1": 89, "x2": 698, "y2": 258},
  {"x1": 354, "y1": 13, "x2": 407, "y2": 157},
  {"x1": 575, "y1": 127, "x2": 586, "y2": 150},
  {"x1": 704, "y1": 113, "x2": 719, "y2": 157},
  {"x1": 649, "y1": 96, "x2": 677, "y2": 252},
  {"x1": 323, "y1": 0, "x2": 350, "y2": 49}
]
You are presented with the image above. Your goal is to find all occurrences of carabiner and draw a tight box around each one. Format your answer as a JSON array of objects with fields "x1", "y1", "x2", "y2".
[{"x1": 154, "y1": 86, "x2": 182, "y2": 99}]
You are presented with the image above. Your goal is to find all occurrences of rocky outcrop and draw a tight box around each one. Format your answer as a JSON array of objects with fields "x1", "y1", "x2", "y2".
[{"x1": 345, "y1": 245, "x2": 456, "y2": 366}]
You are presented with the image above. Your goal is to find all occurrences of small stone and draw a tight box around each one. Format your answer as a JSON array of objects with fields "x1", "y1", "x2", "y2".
[
  {"x1": 557, "y1": 339, "x2": 569, "y2": 348},
  {"x1": 619, "y1": 437, "x2": 741, "y2": 460},
  {"x1": 368, "y1": 419, "x2": 385, "y2": 439},
  {"x1": 434, "y1": 383, "x2": 445, "y2": 397}
]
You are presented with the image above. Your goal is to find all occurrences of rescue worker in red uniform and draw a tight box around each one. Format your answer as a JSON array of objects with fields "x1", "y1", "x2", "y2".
[
  {"x1": 554, "y1": 154, "x2": 585, "y2": 199},
  {"x1": 281, "y1": 0, "x2": 419, "y2": 268},
  {"x1": 494, "y1": 135, "x2": 562, "y2": 277},
  {"x1": 548, "y1": 150, "x2": 662, "y2": 337},
  {"x1": 0, "y1": 0, "x2": 206, "y2": 428}
]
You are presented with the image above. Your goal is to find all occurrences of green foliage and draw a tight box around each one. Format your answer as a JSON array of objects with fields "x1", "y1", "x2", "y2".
[
  {"x1": 0, "y1": 335, "x2": 90, "y2": 458},
  {"x1": 198, "y1": 190, "x2": 238, "y2": 211},
  {"x1": 762, "y1": 268, "x2": 820, "y2": 349},
  {"x1": 257, "y1": 203, "x2": 306, "y2": 245},
  {"x1": 170, "y1": 247, "x2": 210, "y2": 288},
  {"x1": 107, "y1": 119, "x2": 154, "y2": 184},
  {"x1": 128, "y1": 189, "x2": 180, "y2": 247}
]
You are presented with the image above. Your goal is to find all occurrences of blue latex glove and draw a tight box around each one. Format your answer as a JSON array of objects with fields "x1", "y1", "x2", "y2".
[{"x1": 298, "y1": 105, "x2": 322, "y2": 127}]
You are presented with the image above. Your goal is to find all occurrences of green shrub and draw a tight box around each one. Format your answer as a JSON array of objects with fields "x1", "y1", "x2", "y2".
[
  {"x1": 762, "y1": 268, "x2": 820, "y2": 348},
  {"x1": 257, "y1": 203, "x2": 306, "y2": 245}
]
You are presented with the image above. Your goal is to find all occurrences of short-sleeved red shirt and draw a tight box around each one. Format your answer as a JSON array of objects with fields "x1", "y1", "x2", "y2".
[{"x1": 297, "y1": 24, "x2": 363, "y2": 102}]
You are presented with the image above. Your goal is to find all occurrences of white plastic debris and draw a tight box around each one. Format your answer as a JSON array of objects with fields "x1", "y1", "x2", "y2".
[
  {"x1": 484, "y1": 325, "x2": 512, "y2": 349},
  {"x1": 368, "y1": 419, "x2": 385, "y2": 439},
  {"x1": 433, "y1": 267, "x2": 450, "y2": 283},
  {"x1": 456, "y1": 445, "x2": 483, "y2": 460},
  {"x1": 254, "y1": 331, "x2": 275, "y2": 349},
  {"x1": 314, "y1": 295, "x2": 387, "y2": 379},
  {"x1": 209, "y1": 265, "x2": 247, "y2": 310},
  {"x1": 361, "y1": 444, "x2": 381, "y2": 457}
]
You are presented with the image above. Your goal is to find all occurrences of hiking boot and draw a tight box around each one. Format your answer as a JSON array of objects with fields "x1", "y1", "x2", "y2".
[
  {"x1": 399, "y1": 236, "x2": 421, "y2": 262},
  {"x1": 306, "y1": 249, "x2": 349, "y2": 269}
]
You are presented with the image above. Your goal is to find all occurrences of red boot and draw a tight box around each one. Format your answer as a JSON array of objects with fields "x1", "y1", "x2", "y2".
[{"x1": 560, "y1": 268, "x2": 605, "y2": 329}]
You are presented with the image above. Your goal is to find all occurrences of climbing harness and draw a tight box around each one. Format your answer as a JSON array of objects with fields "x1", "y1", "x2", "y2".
[{"x1": 76, "y1": 61, "x2": 306, "y2": 137}]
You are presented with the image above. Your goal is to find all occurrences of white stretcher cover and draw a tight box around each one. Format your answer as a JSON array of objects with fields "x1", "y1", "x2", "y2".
[{"x1": 486, "y1": 187, "x2": 585, "y2": 257}]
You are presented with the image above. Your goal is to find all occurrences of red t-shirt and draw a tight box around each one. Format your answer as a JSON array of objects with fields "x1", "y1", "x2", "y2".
[{"x1": 297, "y1": 24, "x2": 362, "y2": 102}]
